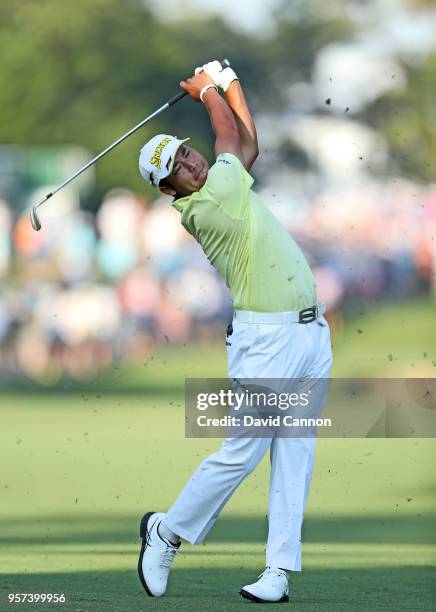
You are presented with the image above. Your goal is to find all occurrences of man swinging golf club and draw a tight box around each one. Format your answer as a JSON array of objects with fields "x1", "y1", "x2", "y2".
[{"x1": 137, "y1": 61, "x2": 333, "y2": 603}]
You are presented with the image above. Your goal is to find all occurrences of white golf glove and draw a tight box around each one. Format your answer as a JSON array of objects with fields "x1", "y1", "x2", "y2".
[{"x1": 194, "y1": 60, "x2": 238, "y2": 92}]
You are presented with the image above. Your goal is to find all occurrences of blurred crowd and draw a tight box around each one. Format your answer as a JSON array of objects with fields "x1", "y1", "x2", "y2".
[{"x1": 0, "y1": 179, "x2": 434, "y2": 382}]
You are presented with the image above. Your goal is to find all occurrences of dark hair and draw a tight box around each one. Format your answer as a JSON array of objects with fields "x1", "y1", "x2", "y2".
[{"x1": 159, "y1": 177, "x2": 182, "y2": 199}]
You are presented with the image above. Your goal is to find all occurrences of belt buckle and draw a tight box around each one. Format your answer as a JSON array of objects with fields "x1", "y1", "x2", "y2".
[{"x1": 298, "y1": 305, "x2": 317, "y2": 324}]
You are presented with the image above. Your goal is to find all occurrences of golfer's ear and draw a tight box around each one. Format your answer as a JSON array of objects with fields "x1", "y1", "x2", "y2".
[{"x1": 159, "y1": 185, "x2": 176, "y2": 197}]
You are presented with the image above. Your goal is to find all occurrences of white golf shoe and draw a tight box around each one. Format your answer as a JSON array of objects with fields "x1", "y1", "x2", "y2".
[
  {"x1": 240, "y1": 567, "x2": 289, "y2": 603},
  {"x1": 137, "y1": 512, "x2": 180, "y2": 597}
]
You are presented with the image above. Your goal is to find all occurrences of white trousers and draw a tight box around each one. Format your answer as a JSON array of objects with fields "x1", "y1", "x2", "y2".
[{"x1": 166, "y1": 313, "x2": 333, "y2": 571}]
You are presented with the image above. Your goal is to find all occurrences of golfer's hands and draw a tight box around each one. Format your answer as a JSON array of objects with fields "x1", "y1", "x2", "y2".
[
  {"x1": 195, "y1": 60, "x2": 238, "y2": 92},
  {"x1": 180, "y1": 72, "x2": 216, "y2": 101}
]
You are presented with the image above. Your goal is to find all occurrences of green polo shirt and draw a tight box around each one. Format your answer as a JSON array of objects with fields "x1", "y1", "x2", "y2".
[{"x1": 172, "y1": 153, "x2": 316, "y2": 312}]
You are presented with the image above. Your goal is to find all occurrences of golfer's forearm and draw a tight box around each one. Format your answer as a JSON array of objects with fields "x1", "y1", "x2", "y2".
[
  {"x1": 203, "y1": 89, "x2": 242, "y2": 156},
  {"x1": 225, "y1": 81, "x2": 259, "y2": 167}
]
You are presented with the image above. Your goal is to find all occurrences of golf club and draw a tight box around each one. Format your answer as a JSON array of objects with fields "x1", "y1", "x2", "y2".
[{"x1": 30, "y1": 59, "x2": 230, "y2": 231}]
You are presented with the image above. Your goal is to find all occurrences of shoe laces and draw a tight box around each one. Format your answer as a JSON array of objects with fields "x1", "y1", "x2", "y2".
[
  {"x1": 159, "y1": 544, "x2": 179, "y2": 569},
  {"x1": 144, "y1": 518, "x2": 180, "y2": 569},
  {"x1": 258, "y1": 567, "x2": 288, "y2": 581}
]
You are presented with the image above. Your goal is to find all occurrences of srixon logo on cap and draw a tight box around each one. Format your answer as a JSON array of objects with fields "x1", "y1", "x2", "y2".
[{"x1": 150, "y1": 136, "x2": 172, "y2": 169}]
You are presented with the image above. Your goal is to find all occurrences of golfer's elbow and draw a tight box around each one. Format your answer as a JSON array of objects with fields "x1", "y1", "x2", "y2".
[
  {"x1": 245, "y1": 142, "x2": 259, "y2": 170},
  {"x1": 251, "y1": 141, "x2": 259, "y2": 161}
]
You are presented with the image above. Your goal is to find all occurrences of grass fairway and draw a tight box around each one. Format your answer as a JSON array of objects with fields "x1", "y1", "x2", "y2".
[{"x1": 0, "y1": 300, "x2": 435, "y2": 611}]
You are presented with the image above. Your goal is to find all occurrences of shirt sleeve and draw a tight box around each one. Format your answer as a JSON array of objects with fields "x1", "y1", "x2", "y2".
[{"x1": 202, "y1": 153, "x2": 254, "y2": 219}]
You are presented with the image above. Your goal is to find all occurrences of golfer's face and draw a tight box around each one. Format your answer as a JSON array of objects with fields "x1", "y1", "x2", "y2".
[{"x1": 168, "y1": 144, "x2": 209, "y2": 196}]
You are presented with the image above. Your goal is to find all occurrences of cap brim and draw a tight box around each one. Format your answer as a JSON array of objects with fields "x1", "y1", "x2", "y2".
[{"x1": 161, "y1": 137, "x2": 190, "y2": 184}]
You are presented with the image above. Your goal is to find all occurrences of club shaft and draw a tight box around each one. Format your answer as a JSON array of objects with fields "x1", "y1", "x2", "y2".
[{"x1": 41, "y1": 101, "x2": 171, "y2": 206}]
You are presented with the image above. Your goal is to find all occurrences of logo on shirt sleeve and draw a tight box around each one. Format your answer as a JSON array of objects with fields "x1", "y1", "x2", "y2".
[{"x1": 218, "y1": 159, "x2": 231, "y2": 165}]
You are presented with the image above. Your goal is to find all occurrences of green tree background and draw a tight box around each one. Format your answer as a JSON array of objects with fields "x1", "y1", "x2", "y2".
[{"x1": 0, "y1": 0, "x2": 432, "y2": 208}]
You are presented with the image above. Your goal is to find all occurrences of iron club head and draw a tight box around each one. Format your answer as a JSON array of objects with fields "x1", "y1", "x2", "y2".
[
  {"x1": 30, "y1": 207, "x2": 42, "y2": 231},
  {"x1": 29, "y1": 192, "x2": 53, "y2": 232}
]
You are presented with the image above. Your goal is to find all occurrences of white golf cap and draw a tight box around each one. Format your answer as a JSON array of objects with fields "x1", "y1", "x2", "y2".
[{"x1": 139, "y1": 134, "x2": 189, "y2": 187}]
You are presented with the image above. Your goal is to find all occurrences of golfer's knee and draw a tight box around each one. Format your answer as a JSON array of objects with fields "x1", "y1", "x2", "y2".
[{"x1": 211, "y1": 448, "x2": 260, "y2": 477}]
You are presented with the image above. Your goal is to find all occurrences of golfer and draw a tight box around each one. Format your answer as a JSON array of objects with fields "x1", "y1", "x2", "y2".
[{"x1": 137, "y1": 61, "x2": 333, "y2": 603}]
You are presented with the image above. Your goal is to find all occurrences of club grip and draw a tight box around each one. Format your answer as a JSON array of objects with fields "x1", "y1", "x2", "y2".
[
  {"x1": 167, "y1": 59, "x2": 231, "y2": 106},
  {"x1": 168, "y1": 91, "x2": 187, "y2": 106}
]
